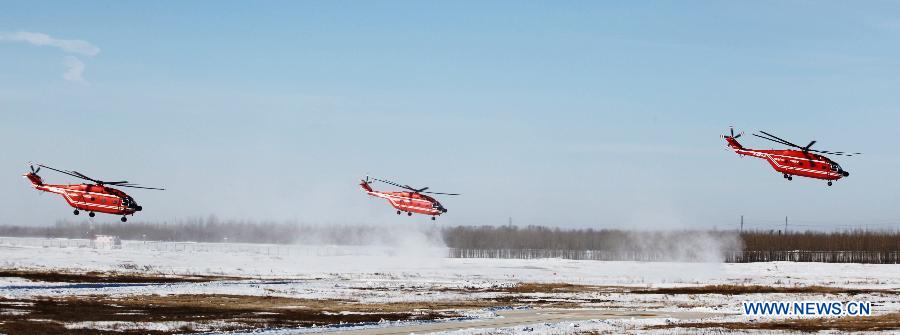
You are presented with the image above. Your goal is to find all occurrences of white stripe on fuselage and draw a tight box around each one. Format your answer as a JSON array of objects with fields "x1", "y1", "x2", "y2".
[
  {"x1": 732, "y1": 148, "x2": 841, "y2": 177},
  {"x1": 366, "y1": 191, "x2": 441, "y2": 214},
  {"x1": 37, "y1": 185, "x2": 127, "y2": 212}
]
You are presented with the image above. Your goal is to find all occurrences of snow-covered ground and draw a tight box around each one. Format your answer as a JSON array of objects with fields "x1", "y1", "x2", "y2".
[
  {"x1": 2, "y1": 237, "x2": 897, "y2": 289},
  {"x1": 0, "y1": 237, "x2": 898, "y2": 334}
]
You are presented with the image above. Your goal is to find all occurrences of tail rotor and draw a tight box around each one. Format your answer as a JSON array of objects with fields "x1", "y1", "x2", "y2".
[
  {"x1": 27, "y1": 161, "x2": 41, "y2": 174},
  {"x1": 725, "y1": 126, "x2": 743, "y2": 139}
]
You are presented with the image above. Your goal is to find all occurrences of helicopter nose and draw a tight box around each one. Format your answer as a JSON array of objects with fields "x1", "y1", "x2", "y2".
[
  {"x1": 136, "y1": 206, "x2": 143, "y2": 211},
  {"x1": 842, "y1": 171, "x2": 850, "y2": 177}
]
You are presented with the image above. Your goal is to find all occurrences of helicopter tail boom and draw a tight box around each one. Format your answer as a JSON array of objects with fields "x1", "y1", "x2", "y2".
[
  {"x1": 724, "y1": 136, "x2": 745, "y2": 151},
  {"x1": 360, "y1": 179, "x2": 374, "y2": 192},
  {"x1": 23, "y1": 173, "x2": 44, "y2": 187}
]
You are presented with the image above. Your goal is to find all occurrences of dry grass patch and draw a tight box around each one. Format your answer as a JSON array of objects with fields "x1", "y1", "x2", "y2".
[
  {"x1": 437, "y1": 282, "x2": 628, "y2": 294},
  {"x1": 650, "y1": 313, "x2": 900, "y2": 332},
  {"x1": 129, "y1": 294, "x2": 498, "y2": 313},
  {"x1": 505, "y1": 283, "x2": 606, "y2": 294},
  {"x1": 636, "y1": 284, "x2": 888, "y2": 295},
  {"x1": 0, "y1": 294, "x2": 471, "y2": 335},
  {"x1": 0, "y1": 269, "x2": 231, "y2": 283}
]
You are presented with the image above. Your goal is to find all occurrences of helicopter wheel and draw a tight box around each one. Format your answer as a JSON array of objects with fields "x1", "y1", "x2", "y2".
[
  {"x1": 828, "y1": 181, "x2": 833, "y2": 186},
  {"x1": 431, "y1": 216, "x2": 436, "y2": 221},
  {"x1": 120, "y1": 216, "x2": 127, "y2": 222},
  {"x1": 396, "y1": 210, "x2": 401, "y2": 215},
  {"x1": 88, "y1": 212, "x2": 95, "y2": 218},
  {"x1": 407, "y1": 212, "x2": 412, "y2": 216},
  {"x1": 73, "y1": 210, "x2": 79, "y2": 215}
]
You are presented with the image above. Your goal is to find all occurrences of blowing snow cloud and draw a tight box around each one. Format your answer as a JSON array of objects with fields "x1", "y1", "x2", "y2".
[{"x1": 0, "y1": 31, "x2": 100, "y2": 82}]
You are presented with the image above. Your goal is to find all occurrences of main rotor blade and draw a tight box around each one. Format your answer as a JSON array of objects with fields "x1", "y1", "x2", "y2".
[
  {"x1": 70, "y1": 171, "x2": 99, "y2": 182},
  {"x1": 402, "y1": 184, "x2": 426, "y2": 192},
  {"x1": 752, "y1": 133, "x2": 799, "y2": 148},
  {"x1": 117, "y1": 184, "x2": 165, "y2": 190},
  {"x1": 34, "y1": 163, "x2": 166, "y2": 188},
  {"x1": 36, "y1": 164, "x2": 95, "y2": 182},
  {"x1": 807, "y1": 149, "x2": 860, "y2": 157},
  {"x1": 758, "y1": 131, "x2": 802, "y2": 148},
  {"x1": 371, "y1": 177, "x2": 409, "y2": 189},
  {"x1": 822, "y1": 151, "x2": 861, "y2": 155},
  {"x1": 804, "y1": 141, "x2": 817, "y2": 151},
  {"x1": 371, "y1": 177, "x2": 401, "y2": 187},
  {"x1": 421, "y1": 191, "x2": 460, "y2": 196}
]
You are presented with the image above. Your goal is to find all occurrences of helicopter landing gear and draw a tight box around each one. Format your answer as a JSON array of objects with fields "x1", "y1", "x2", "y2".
[
  {"x1": 396, "y1": 210, "x2": 401, "y2": 215},
  {"x1": 431, "y1": 216, "x2": 436, "y2": 221},
  {"x1": 828, "y1": 181, "x2": 833, "y2": 186},
  {"x1": 407, "y1": 212, "x2": 412, "y2": 216},
  {"x1": 120, "y1": 216, "x2": 128, "y2": 222},
  {"x1": 783, "y1": 174, "x2": 792, "y2": 181},
  {"x1": 88, "y1": 212, "x2": 95, "y2": 218},
  {"x1": 73, "y1": 210, "x2": 79, "y2": 215}
]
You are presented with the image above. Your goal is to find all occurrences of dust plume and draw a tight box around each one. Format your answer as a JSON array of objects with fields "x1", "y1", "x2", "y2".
[{"x1": 608, "y1": 230, "x2": 743, "y2": 263}]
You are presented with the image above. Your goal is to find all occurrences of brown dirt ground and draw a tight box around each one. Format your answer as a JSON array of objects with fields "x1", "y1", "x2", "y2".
[
  {"x1": 436, "y1": 282, "x2": 628, "y2": 294},
  {"x1": 634, "y1": 284, "x2": 892, "y2": 295},
  {"x1": 485, "y1": 283, "x2": 889, "y2": 296},
  {"x1": 0, "y1": 269, "x2": 233, "y2": 283},
  {"x1": 2, "y1": 277, "x2": 893, "y2": 334},
  {"x1": 0, "y1": 294, "x2": 472, "y2": 335},
  {"x1": 648, "y1": 312, "x2": 900, "y2": 332},
  {"x1": 503, "y1": 282, "x2": 614, "y2": 294}
]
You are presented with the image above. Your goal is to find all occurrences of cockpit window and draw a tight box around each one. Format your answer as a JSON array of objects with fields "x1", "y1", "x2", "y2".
[{"x1": 830, "y1": 162, "x2": 841, "y2": 171}]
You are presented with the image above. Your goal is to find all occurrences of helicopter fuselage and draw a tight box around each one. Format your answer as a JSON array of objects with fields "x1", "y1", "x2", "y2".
[
  {"x1": 360, "y1": 181, "x2": 447, "y2": 216},
  {"x1": 24, "y1": 172, "x2": 142, "y2": 216},
  {"x1": 725, "y1": 137, "x2": 848, "y2": 181}
]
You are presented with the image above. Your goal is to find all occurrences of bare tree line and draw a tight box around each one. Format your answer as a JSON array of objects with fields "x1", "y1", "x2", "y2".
[
  {"x1": 444, "y1": 226, "x2": 898, "y2": 263},
  {"x1": 445, "y1": 225, "x2": 900, "y2": 252},
  {"x1": 741, "y1": 229, "x2": 899, "y2": 252},
  {"x1": 0, "y1": 220, "x2": 896, "y2": 253},
  {"x1": 0, "y1": 218, "x2": 441, "y2": 246}
]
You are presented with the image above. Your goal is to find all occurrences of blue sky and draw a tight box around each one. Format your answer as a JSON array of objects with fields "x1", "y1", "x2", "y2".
[{"x1": 2, "y1": 1, "x2": 899, "y2": 230}]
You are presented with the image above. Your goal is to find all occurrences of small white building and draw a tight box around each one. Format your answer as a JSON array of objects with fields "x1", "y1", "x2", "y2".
[{"x1": 93, "y1": 235, "x2": 122, "y2": 250}]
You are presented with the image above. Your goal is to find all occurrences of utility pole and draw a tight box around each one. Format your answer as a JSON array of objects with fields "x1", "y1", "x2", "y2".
[
  {"x1": 785, "y1": 216, "x2": 788, "y2": 234},
  {"x1": 740, "y1": 215, "x2": 744, "y2": 233}
]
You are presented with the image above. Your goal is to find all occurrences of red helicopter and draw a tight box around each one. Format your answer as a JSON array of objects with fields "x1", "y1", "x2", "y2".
[
  {"x1": 23, "y1": 163, "x2": 164, "y2": 222},
  {"x1": 360, "y1": 176, "x2": 459, "y2": 220},
  {"x1": 723, "y1": 128, "x2": 858, "y2": 186}
]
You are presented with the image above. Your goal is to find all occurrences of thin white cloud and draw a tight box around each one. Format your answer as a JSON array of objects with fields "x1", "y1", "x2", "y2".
[
  {"x1": 0, "y1": 31, "x2": 99, "y2": 82},
  {"x1": 0, "y1": 31, "x2": 100, "y2": 56},
  {"x1": 880, "y1": 19, "x2": 900, "y2": 31},
  {"x1": 62, "y1": 56, "x2": 86, "y2": 83}
]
